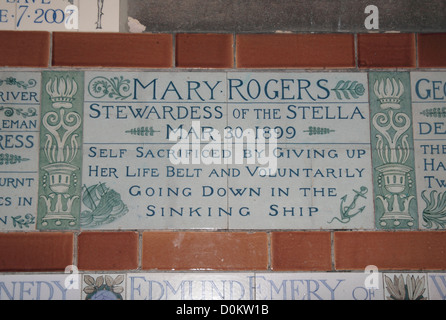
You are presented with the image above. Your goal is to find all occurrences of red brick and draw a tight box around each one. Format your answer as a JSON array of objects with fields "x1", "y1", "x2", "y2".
[
  {"x1": 0, "y1": 31, "x2": 50, "y2": 67},
  {"x1": 142, "y1": 232, "x2": 268, "y2": 270},
  {"x1": 176, "y1": 33, "x2": 233, "y2": 68},
  {"x1": 236, "y1": 33, "x2": 355, "y2": 69},
  {"x1": 418, "y1": 33, "x2": 446, "y2": 68},
  {"x1": 358, "y1": 33, "x2": 416, "y2": 68},
  {"x1": 271, "y1": 232, "x2": 332, "y2": 271},
  {"x1": 78, "y1": 232, "x2": 138, "y2": 271},
  {"x1": 334, "y1": 231, "x2": 446, "y2": 271},
  {"x1": 52, "y1": 32, "x2": 172, "y2": 68},
  {"x1": 0, "y1": 233, "x2": 73, "y2": 272}
]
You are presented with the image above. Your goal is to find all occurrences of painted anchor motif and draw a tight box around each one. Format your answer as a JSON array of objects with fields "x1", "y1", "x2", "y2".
[{"x1": 329, "y1": 186, "x2": 368, "y2": 224}]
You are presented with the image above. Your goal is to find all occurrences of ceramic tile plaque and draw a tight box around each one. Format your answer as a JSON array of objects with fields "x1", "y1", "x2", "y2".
[
  {"x1": 411, "y1": 72, "x2": 446, "y2": 230},
  {"x1": 80, "y1": 72, "x2": 374, "y2": 230},
  {"x1": 0, "y1": 72, "x2": 40, "y2": 231}
]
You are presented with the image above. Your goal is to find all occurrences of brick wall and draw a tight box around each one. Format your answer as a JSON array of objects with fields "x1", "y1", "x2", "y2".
[{"x1": 1, "y1": 31, "x2": 446, "y2": 300}]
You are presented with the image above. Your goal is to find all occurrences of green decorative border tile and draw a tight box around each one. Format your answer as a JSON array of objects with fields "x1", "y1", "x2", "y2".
[
  {"x1": 369, "y1": 72, "x2": 418, "y2": 229},
  {"x1": 37, "y1": 71, "x2": 84, "y2": 230}
]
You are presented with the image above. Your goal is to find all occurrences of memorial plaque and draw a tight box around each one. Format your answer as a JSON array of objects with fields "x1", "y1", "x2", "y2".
[
  {"x1": 411, "y1": 72, "x2": 446, "y2": 230},
  {"x1": 0, "y1": 72, "x2": 40, "y2": 231},
  {"x1": 80, "y1": 71, "x2": 373, "y2": 230}
]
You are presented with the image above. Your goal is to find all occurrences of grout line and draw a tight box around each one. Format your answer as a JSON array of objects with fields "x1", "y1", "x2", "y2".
[
  {"x1": 233, "y1": 32, "x2": 237, "y2": 69},
  {"x1": 138, "y1": 231, "x2": 143, "y2": 271},
  {"x1": 48, "y1": 31, "x2": 53, "y2": 68},
  {"x1": 415, "y1": 32, "x2": 419, "y2": 69},
  {"x1": 267, "y1": 232, "x2": 272, "y2": 271},
  {"x1": 72, "y1": 231, "x2": 78, "y2": 269},
  {"x1": 331, "y1": 231, "x2": 335, "y2": 271},
  {"x1": 354, "y1": 33, "x2": 359, "y2": 70},
  {"x1": 172, "y1": 32, "x2": 176, "y2": 68}
]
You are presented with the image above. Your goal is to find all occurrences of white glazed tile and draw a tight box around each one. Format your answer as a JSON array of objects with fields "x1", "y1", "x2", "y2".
[
  {"x1": 427, "y1": 273, "x2": 446, "y2": 300},
  {"x1": 310, "y1": 145, "x2": 374, "y2": 229},
  {"x1": 127, "y1": 273, "x2": 255, "y2": 300},
  {"x1": 227, "y1": 145, "x2": 313, "y2": 229},
  {"x1": 226, "y1": 72, "x2": 371, "y2": 229},
  {"x1": 82, "y1": 71, "x2": 228, "y2": 230},
  {"x1": 0, "y1": 0, "x2": 16, "y2": 30},
  {"x1": 227, "y1": 72, "x2": 370, "y2": 145},
  {"x1": 78, "y1": 0, "x2": 120, "y2": 32},
  {"x1": 15, "y1": 0, "x2": 79, "y2": 31},
  {"x1": 81, "y1": 145, "x2": 228, "y2": 230},
  {"x1": 0, "y1": 274, "x2": 81, "y2": 300},
  {"x1": 84, "y1": 71, "x2": 227, "y2": 145}
]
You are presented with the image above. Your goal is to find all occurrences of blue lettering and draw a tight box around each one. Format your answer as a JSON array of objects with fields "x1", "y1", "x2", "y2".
[
  {"x1": 0, "y1": 9, "x2": 8, "y2": 22},
  {"x1": 416, "y1": 78, "x2": 430, "y2": 100},
  {"x1": 317, "y1": 79, "x2": 330, "y2": 99}
]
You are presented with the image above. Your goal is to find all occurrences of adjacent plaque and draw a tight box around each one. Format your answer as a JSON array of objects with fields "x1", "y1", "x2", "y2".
[
  {"x1": 412, "y1": 72, "x2": 446, "y2": 230},
  {"x1": 0, "y1": 72, "x2": 40, "y2": 231}
]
